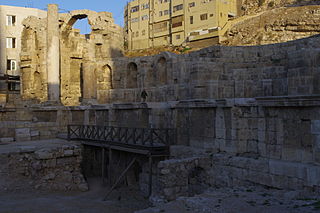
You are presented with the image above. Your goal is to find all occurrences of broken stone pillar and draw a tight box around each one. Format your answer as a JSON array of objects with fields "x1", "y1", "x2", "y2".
[{"x1": 47, "y1": 4, "x2": 60, "y2": 102}]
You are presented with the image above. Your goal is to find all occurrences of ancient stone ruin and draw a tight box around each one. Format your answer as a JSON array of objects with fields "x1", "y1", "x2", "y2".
[
  {"x1": 1, "y1": 3, "x2": 320, "y2": 212},
  {"x1": 20, "y1": 4, "x2": 123, "y2": 105}
]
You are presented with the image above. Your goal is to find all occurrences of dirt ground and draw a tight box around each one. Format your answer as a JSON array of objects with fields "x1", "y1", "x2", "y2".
[
  {"x1": 0, "y1": 178, "x2": 150, "y2": 213},
  {"x1": 1, "y1": 178, "x2": 320, "y2": 213},
  {"x1": 139, "y1": 186, "x2": 320, "y2": 213}
]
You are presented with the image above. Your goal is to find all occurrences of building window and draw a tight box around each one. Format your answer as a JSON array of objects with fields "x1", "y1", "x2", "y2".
[
  {"x1": 6, "y1": 37, "x2": 16, "y2": 48},
  {"x1": 131, "y1": 6, "x2": 139, "y2": 13},
  {"x1": 172, "y1": 15, "x2": 183, "y2": 28},
  {"x1": 141, "y1": 15, "x2": 149, "y2": 21},
  {"x1": 210, "y1": 14, "x2": 213, "y2": 17},
  {"x1": 190, "y1": 16, "x2": 193, "y2": 24},
  {"x1": 200, "y1": 13, "x2": 208, "y2": 20},
  {"x1": 142, "y1": 30, "x2": 146, "y2": 36},
  {"x1": 8, "y1": 81, "x2": 20, "y2": 91},
  {"x1": 159, "y1": 0, "x2": 169, "y2": 3},
  {"x1": 6, "y1": 15, "x2": 16, "y2": 26},
  {"x1": 176, "y1": 34, "x2": 181, "y2": 40},
  {"x1": 141, "y1": 3, "x2": 149, "y2": 9},
  {"x1": 189, "y1": 2, "x2": 195, "y2": 7},
  {"x1": 7, "y1": 59, "x2": 16, "y2": 71},
  {"x1": 131, "y1": 18, "x2": 139, "y2": 23},
  {"x1": 159, "y1": 11, "x2": 163, "y2": 16},
  {"x1": 173, "y1": 4, "x2": 183, "y2": 12},
  {"x1": 154, "y1": 21, "x2": 168, "y2": 33},
  {"x1": 164, "y1": 10, "x2": 170, "y2": 15}
]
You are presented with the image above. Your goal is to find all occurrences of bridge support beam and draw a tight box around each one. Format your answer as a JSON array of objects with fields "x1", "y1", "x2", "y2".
[
  {"x1": 148, "y1": 155, "x2": 153, "y2": 197},
  {"x1": 108, "y1": 148, "x2": 112, "y2": 185},
  {"x1": 102, "y1": 148, "x2": 105, "y2": 185}
]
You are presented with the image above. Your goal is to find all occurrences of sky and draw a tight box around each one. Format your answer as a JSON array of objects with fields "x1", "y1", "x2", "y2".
[{"x1": 0, "y1": 0, "x2": 129, "y2": 33}]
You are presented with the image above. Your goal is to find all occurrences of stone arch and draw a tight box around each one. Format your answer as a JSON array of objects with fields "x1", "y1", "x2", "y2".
[
  {"x1": 126, "y1": 62, "x2": 138, "y2": 89},
  {"x1": 61, "y1": 12, "x2": 92, "y2": 37},
  {"x1": 96, "y1": 64, "x2": 113, "y2": 90},
  {"x1": 152, "y1": 51, "x2": 177, "y2": 86}
]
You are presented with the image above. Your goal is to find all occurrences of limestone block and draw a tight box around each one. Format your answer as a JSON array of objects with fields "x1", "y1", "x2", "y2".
[
  {"x1": 311, "y1": 120, "x2": 320, "y2": 134},
  {"x1": 268, "y1": 145, "x2": 282, "y2": 160},
  {"x1": 282, "y1": 147, "x2": 302, "y2": 162},
  {"x1": 15, "y1": 128, "x2": 31, "y2": 141},
  {"x1": 35, "y1": 149, "x2": 54, "y2": 160},
  {"x1": 0, "y1": 138, "x2": 14, "y2": 143},
  {"x1": 306, "y1": 166, "x2": 320, "y2": 186},
  {"x1": 15, "y1": 128, "x2": 30, "y2": 136},
  {"x1": 313, "y1": 135, "x2": 320, "y2": 150},
  {"x1": 258, "y1": 143, "x2": 267, "y2": 157},
  {"x1": 63, "y1": 150, "x2": 74, "y2": 157},
  {"x1": 247, "y1": 140, "x2": 258, "y2": 153},
  {"x1": 30, "y1": 130, "x2": 40, "y2": 137},
  {"x1": 269, "y1": 159, "x2": 307, "y2": 180}
]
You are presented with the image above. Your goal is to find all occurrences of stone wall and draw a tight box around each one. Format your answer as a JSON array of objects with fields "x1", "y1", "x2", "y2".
[
  {"x1": 106, "y1": 35, "x2": 320, "y2": 103},
  {"x1": 0, "y1": 140, "x2": 88, "y2": 191},
  {"x1": 156, "y1": 153, "x2": 320, "y2": 201},
  {"x1": 0, "y1": 106, "x2": 69, "y2": 142}
]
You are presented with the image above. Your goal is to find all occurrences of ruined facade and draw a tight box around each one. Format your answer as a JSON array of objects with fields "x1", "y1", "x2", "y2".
[{"x1": 21, "y1": 5, "x2": 123, "y2": 105}]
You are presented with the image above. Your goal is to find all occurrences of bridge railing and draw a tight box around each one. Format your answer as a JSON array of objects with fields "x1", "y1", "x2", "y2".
[{"x1": 67, "y1": 125, "x2": 176, "y2": 147}]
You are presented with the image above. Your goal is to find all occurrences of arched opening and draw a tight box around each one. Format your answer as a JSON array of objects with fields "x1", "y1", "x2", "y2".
[
  {"x1": 126, "y1": 62, "x2": 138, "y2": 89},
  {"x1": 63, "y1": 14, "x2": 92, "y2": 38},
  {"x1": 73, "y1": 17, "x2": 92, "y2": 35},
  {"x1": 97, "y1": 65, "x2": 113, "y2": 90},
  {"x1": 33, "y1": 71, "x2": 42, "y2": 95},
  {"x1": 157, "y1": 57, "x2": 167, "y2": 85}
]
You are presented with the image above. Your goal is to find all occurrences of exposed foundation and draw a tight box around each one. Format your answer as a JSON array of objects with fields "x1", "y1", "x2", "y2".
[{"x1": 0, "y1": 139, "x2": 87, "y2": 192}]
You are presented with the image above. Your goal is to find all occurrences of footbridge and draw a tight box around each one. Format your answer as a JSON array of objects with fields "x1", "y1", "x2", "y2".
[{"x1": 67, "y1": 125, "x2": 176, "y2": 198}]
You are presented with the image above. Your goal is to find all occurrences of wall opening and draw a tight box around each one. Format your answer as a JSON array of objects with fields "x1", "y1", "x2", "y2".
[
  {"x1": 73, "y1": 17, "x2": 92, "y2": 35},
  {"x1": 126, "y1": 62, "x2": 138, "y2": 89},
  {"x1": 97, "y1": 65, "x2": 113, "y2": 90},
  {"x1": 157, "y1": 57, "x2": 167, "y2": 85}
]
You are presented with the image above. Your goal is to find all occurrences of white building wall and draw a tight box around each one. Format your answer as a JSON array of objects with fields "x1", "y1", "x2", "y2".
[{"x1": 0, "y1": 5, "x2": 46, "y2": 76}]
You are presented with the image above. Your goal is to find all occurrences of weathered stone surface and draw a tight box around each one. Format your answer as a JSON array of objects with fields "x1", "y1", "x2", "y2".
[
  {"x1": 0, "y1": 140, "x2": 88, "y2": 192},
  {"x1": 20, "y1": 7, "x2": 123, "y2": 106},
  {"x1": 225, "y1": 6, "x2": 320, "y2": 46}
]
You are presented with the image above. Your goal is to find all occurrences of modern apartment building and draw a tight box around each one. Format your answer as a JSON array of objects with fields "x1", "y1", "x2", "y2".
[
  {"x1": 124, "y1": 0, "x2": 241, "y2": 50},
  {"x1": 0, "y1": 5, "x2": 46, "y2": 92}
]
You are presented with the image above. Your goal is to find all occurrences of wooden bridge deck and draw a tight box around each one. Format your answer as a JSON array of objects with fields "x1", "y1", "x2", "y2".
[{"x1": 67, "y1": 125, "x2": 175, "y2": 155}]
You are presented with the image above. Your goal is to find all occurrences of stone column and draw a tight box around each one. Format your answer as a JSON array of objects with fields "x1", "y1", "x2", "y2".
[{"x1": 47, "y1": 4, "x2": 60, "y2": 101}]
